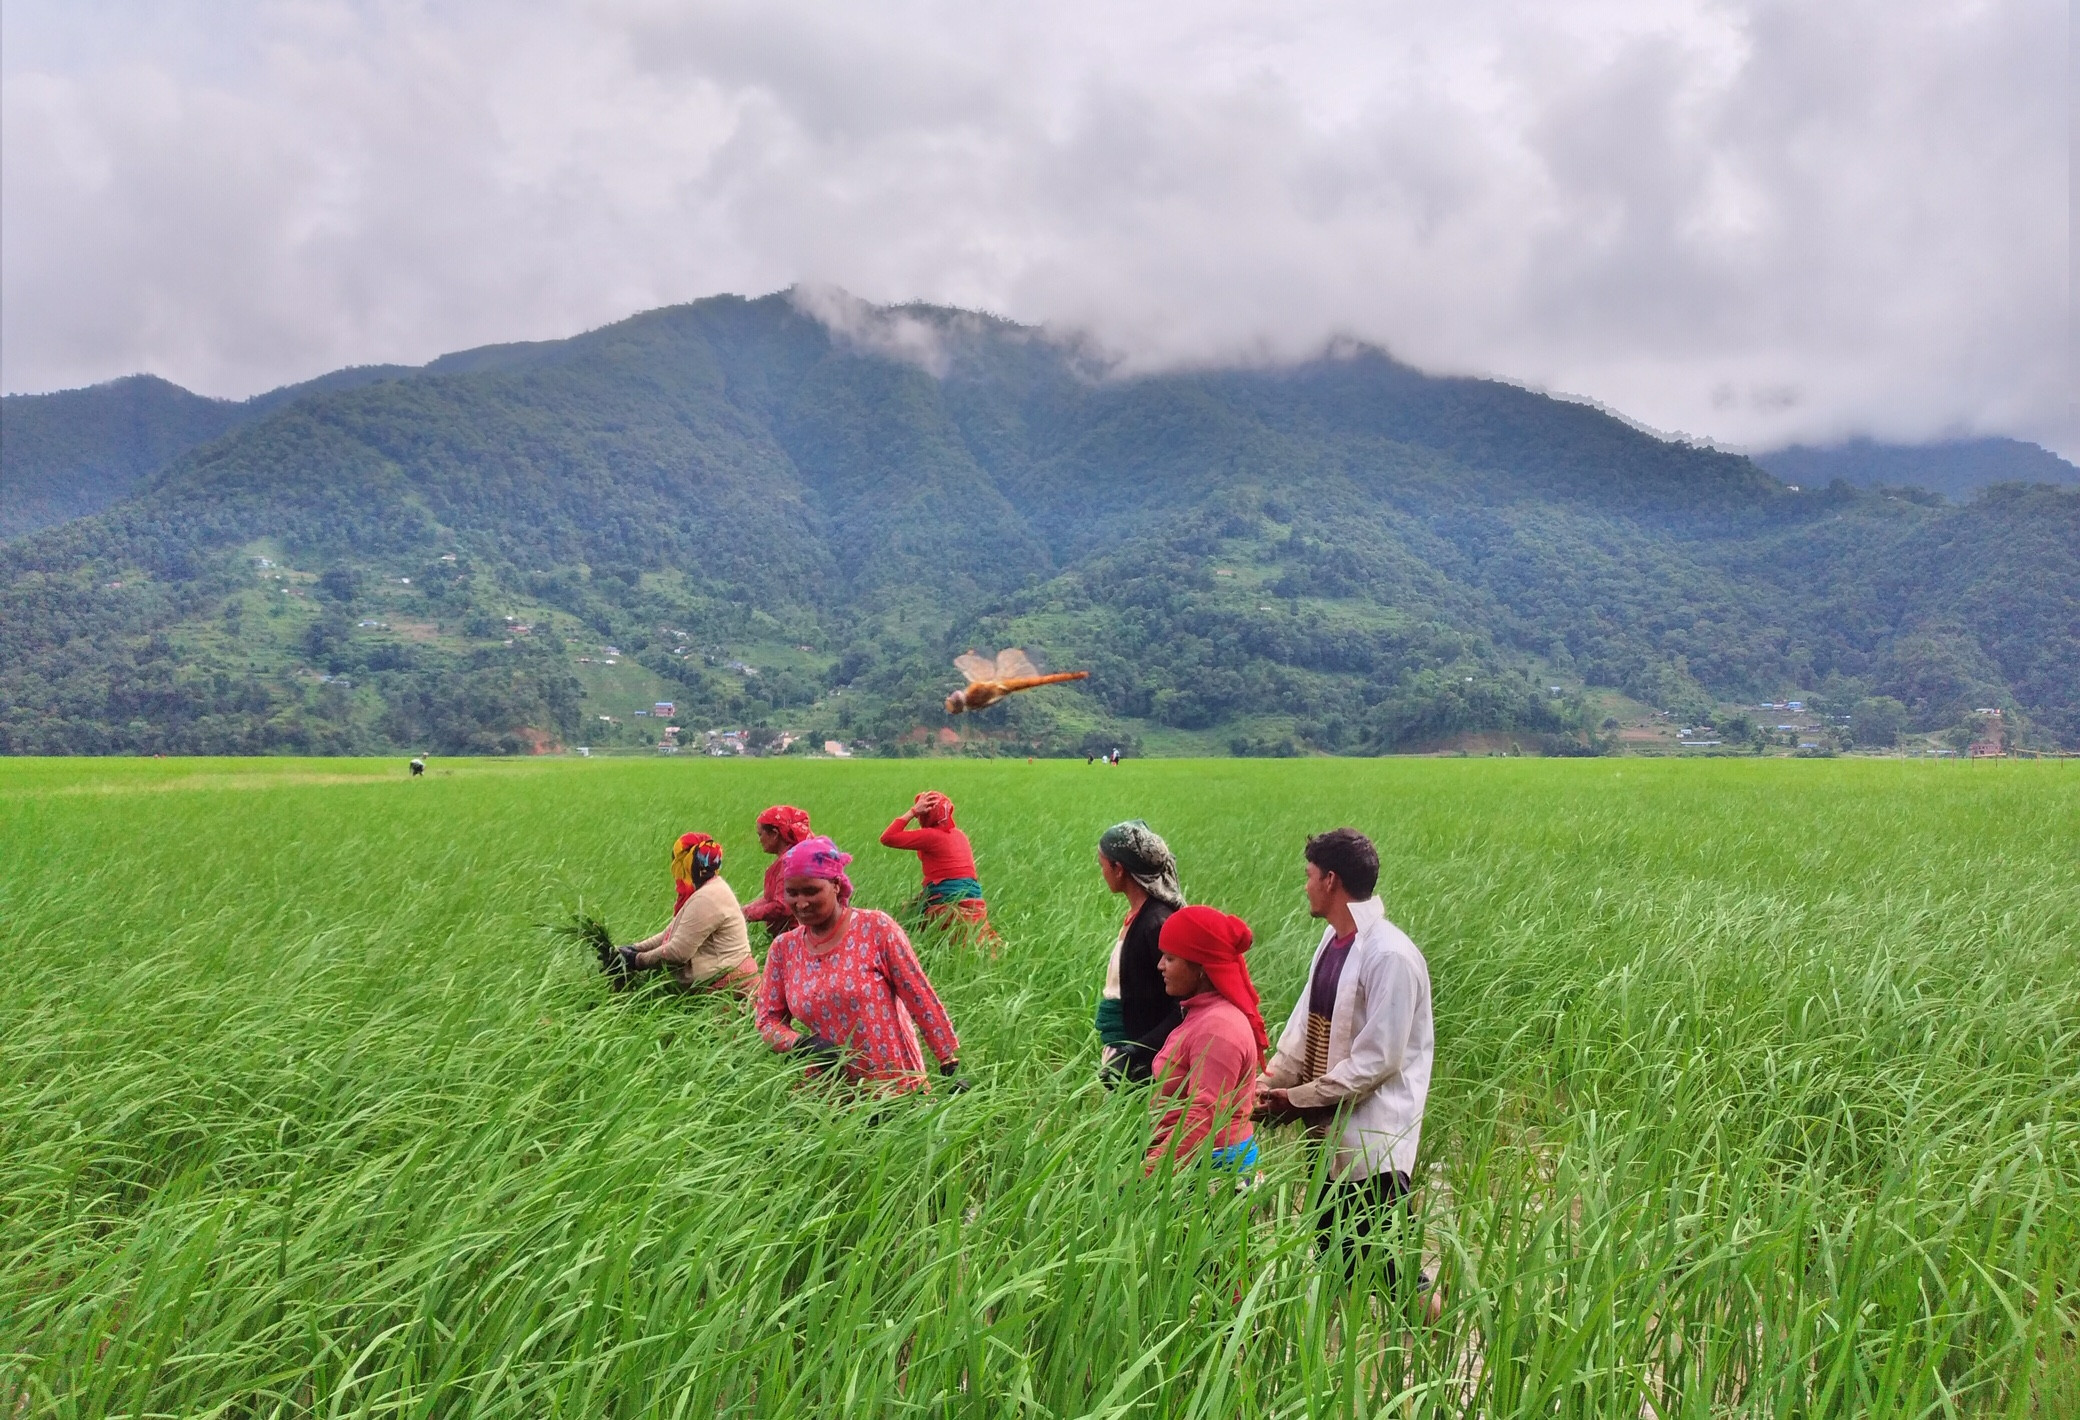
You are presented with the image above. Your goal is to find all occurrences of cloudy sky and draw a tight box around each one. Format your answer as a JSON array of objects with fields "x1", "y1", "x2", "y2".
[{"x1": 2, "y1": 0, "x2": 2070, "y2": 454}]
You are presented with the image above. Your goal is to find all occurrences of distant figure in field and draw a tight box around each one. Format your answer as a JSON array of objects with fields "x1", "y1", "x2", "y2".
[
  {"x1": 755, "y1": 836, "x2": 965, "y2": 1094},
  {"x1": 1093, "y1": 819, "x2": 1186, "y2": 1085},
  {"x1": 1144, "y1": 905, "x2": 1267, "y2": 1178},
  {"x1": 1257, "y1": 828, "x2": 1435, "y2": 1293},
  {"x1": 880, "y1": 791, "x2": 994, "y2": 944},
  {"x1": 409, "y1": 757, "x2": 425, "y2": 777},
  {"x1": 614, "y1": 832, "x2": 759, "y2": 997},
  {"x1": 744, "y1": 805, "x2": 812, "y2": 941}
]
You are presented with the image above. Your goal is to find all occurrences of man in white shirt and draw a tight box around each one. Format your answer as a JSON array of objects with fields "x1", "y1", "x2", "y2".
[{"x1": 1257, "y1": 828, "x2": 1435, "y2": 1289}]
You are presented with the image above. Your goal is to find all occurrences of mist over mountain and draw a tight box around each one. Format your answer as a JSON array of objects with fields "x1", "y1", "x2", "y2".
[{"x1": 4, "y1": 291, "x2": 2075, "y2": 756}]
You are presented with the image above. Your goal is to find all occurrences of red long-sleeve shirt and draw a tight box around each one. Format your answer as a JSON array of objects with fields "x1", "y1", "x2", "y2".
[
  {"x1": 879, "y1": 818, "x2": 979, "y2": 884},
  {"x1": 1145, "y1": 991, "x2": 1258, "y2": 1172},
  {"x1": 742, "y1": 856, "x2": 795, "y2": 930}
]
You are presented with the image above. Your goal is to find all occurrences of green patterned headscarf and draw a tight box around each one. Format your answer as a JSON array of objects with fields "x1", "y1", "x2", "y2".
[{"x1": 1098, "y1": 820, "x2": 1185, "y2": 909}]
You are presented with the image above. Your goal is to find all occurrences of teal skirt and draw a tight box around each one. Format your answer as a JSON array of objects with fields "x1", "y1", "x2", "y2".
[{"x1": 922, "y1": 876, "x2": 985, "y2": 905}]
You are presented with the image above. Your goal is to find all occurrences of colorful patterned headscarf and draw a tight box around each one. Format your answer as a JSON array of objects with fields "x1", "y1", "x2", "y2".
[
  {"x1": 780, "y1": 835, "x2": 854, "y2": 905},
  {"x1": 672, "y1": 832, "x2": 725, "y2": 911},
  {"x1": 1098, "y1": 819, "x2": 1184, "y2": 909},
  {"x1": 914, "y1": 791, "x2": 955, "y2": 828},
  {"x1": 757, "y1": 804, "x2": 813, "y2": 847}
]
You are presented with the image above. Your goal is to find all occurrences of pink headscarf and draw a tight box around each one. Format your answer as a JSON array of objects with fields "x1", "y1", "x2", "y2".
[{"x1": 780, "y1": 835, "x2": 854, "y2": 904}]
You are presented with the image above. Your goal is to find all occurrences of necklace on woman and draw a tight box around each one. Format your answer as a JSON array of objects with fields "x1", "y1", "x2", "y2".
[{"x1": 805, "y1": 908, "x2": 851, "y2": 949}]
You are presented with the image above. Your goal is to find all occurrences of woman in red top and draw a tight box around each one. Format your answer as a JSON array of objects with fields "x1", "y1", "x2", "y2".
[
  {"x1": 756, "y1": 835, "x2": 966, "y2": 1095},
  {"x1": 879, "y1": 791, "x2": 995, "y2": 945},
  {"x1": 743, "y1": 804, "x2": 811, "y2": 940},
  {"x1": 1144, "y1": 905, "x2": 1267, "y2": 1176}
]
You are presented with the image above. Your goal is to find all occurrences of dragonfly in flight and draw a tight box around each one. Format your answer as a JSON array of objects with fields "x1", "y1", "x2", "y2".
[{"x1": 945, "y1": 649, "x2": 1089, "y2": 715}]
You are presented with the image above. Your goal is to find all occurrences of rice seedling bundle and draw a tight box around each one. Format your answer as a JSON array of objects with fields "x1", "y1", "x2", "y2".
[{"x1": 2, "y1": 756, "x2": 2074, "y2": 1416}]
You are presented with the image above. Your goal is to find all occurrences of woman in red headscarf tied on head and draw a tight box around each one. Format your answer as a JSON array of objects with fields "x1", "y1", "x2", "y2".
[
  {"x1": 744, "y1": 805, "x2": 812, "y2": 942},
  {"x1": 754, "y1": 836, "x2": 966, "y2": 1096},
  {"x1": 613, "y1": 832, "x2": 760, "y2": 997},
  {"x1": 1144, "y1": 905, "x2": 1267, "y2": 1178},
  {"x1": 880, "y1": 791, "x2": 997, "y2": 947}
]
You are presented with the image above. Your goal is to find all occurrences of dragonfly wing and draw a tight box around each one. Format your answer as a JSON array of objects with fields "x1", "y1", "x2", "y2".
[
  {"x1": 995, "y1": 648, "x2": 1042, "y2": 680},
  {"x1": 954, "y1": 652, "x2": 998, "y2": 684}
]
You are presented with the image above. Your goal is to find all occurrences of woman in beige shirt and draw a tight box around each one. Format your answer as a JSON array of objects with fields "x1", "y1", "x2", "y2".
[{"x1": 617, "y1": 832, "x2": 759, "y2": 996}]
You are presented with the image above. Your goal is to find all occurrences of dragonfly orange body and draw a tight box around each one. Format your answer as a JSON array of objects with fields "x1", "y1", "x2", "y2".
[{"x1": 945, "y1": 650, "x2": 1090, "y2": 714}]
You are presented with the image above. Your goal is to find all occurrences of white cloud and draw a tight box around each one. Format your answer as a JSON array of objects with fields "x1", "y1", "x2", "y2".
[{"x1": 2, "y1": 0, "x2": 2069, "y2": 455}]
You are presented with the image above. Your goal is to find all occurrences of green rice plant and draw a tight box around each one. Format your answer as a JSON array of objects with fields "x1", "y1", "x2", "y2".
[
  {"x1": 1, "y1": 756, "x2": 2074, "y2": 1417},
  {"x1": 548, "y1": 910, "x2": 624, "y2": 989}
]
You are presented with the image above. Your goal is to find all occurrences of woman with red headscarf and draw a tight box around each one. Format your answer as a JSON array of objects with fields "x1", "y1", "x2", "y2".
[
  {"x1": 744, "y1": 804, "x2": 811, "y2": 940},
  {"x1": 755, "y1": 835, "x2": 966, "y2": 1094},
  {"x1": 617, "y1": 832, "x2": 758, "y2": 996},
  {"x1": 879, "y1": 790, "x2": 994, "y2": 942},
  {"x1": 1143, "y1": 905, "x2": 1267, "y2": 1176}
]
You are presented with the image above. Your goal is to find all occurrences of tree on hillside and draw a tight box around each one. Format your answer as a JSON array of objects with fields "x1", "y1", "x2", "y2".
[{"x1": 1849, "y1": 696, "x2": 1908, "y2": 748}]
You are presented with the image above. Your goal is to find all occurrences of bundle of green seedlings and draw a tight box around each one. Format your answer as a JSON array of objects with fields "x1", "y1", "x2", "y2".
[
  {"x1": 2, "y1": 754, "x2": 2074, "y2": 1417},
  {"x1": 549, "y1": 910, "x2": 626, "y2": 989}
]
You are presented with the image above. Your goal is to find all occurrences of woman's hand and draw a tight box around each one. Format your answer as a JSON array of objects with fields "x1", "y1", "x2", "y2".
[
  {"x1": 791, "y1": 1034, "x2": 844, "y2": 1068},
  {"x1": 1254, "y1": 1088, "x2": 1304, "y2": 1125}
]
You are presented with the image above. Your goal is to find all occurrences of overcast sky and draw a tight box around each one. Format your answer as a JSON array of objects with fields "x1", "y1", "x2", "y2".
[{"x1": 2, "y1": 0, "x2": 2070, "y2": 455}]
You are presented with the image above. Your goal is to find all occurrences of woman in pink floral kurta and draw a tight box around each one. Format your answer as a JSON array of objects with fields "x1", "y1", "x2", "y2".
[{"x1": 756, "y1": 836, "x2": 961, "y2": 1093}]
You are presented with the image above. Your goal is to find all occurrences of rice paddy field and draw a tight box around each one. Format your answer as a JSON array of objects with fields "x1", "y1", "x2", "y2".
[{"x1": 3, "y1": 755, "x2": 2077, "y2": 1418}]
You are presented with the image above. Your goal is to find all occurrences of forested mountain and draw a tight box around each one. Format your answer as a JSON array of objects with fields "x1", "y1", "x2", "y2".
[
  {"x1": 1, "y1": 376, "x2": 244, "y2": 539},
  {"x1": 4, "y1": 292, "x2": 2076, "y2": 756},
  {"x1": 1, "y1": 364, "x2": 425, "y2": 538},
  {"x1": 1754, "y1": 437, "x2": 2077, "y2": 503}
]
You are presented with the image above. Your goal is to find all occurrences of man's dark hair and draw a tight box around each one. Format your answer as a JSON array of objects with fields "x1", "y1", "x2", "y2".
[{"x1": 1305, "y1": 828, "x2": 1379, "y2": 900}]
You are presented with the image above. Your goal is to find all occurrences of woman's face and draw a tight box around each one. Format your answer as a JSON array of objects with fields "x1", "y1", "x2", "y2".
[
  {"x1": 758, "y1": 824, "x2": 783, "y2": 855},
  {"x1": 1098, "y1": 854, "x2": 1131, "y2": 894},
  {"x1": 1157, "y1": 951, "x2": 1206, "y2": 998},
  {"x1": 784, "y1": 875, "x2": 842, "y2": 930}
]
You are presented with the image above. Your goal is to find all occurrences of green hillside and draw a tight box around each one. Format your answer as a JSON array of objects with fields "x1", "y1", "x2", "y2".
[
  {"x1": 1755, "y1": 436, "x2": 2078, "y2": 503},
  {"x1": 0, "y1": 376, "x2": 244, "y2": 539},
  {"x1": 4, "y1": 292, "x2": 2076, "y2": 754},
  {"x1": 0, "y1": 364, "x2": 433, "y2": 539}
]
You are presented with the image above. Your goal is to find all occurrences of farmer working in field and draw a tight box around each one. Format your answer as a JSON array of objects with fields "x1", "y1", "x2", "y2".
[
  {"x1": 755, "y1": 835, "x2": 967, "y2": 1095},
  {"x1": 1092, "y1": 819, "x2": 1186, "y2": 1085},
  {"x1": 743, "y1": 805, "x2": 812, "y2": 941},
  {"x1": 1256, "y1": 828, "x2": 1435, "y2": 1291},
  {"x1": 1143, "y1": 905, "x2": 1266, "y2": 1178},
  {"x1": 879, "y1": 791, "x2": 994, "y2": 943},
  {"x1": 613, "y1": 832, "x2": 759, "y2": 996}
]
